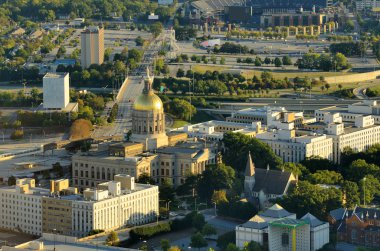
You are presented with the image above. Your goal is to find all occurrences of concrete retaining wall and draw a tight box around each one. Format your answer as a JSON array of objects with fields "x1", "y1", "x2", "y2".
[
  {"x1": 322, "y1": 70, "x2": 380, "y2": 84},
  {"x1": 116, "y1": 77, "x2": 129, "y2": 102}
]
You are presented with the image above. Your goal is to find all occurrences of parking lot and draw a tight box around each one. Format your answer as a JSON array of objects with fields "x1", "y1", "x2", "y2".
[{"x1": 0, "y1": 229, "x2": 36, "y2": 247}]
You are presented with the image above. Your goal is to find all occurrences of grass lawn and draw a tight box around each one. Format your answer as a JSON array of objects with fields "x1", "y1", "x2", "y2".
[
  {"x1": 171, "y1": 119, "x2": 188, "y2": 128},
  {"x1": 191, "y1": 65, "x2": 355, "y2": 80},
  {"x1": 191, "y1": 110, "x2": 214, "y2": 123}
]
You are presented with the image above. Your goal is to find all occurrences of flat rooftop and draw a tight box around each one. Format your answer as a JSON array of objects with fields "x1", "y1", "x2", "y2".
[
  {"x1": 6, "y1": 240, "x2": 136, "y2": 251},
  {"x1": 43, "y1": 72, "x2": 68, "y2": 79}
]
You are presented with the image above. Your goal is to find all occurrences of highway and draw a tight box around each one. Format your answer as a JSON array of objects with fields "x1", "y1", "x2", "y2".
[{"x1": 92, "y1": 33, "x2": 165, "y2": 138}]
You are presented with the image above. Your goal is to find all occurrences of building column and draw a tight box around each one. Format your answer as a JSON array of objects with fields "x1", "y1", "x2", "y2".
[{"x1": 292, "y1": 228, "x2": 296, "y2": 251}]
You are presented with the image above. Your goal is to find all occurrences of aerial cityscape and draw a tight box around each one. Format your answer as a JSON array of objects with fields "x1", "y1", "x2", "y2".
[{"x1": 1, "y1": 0, "x2": 380, "y2": 251}]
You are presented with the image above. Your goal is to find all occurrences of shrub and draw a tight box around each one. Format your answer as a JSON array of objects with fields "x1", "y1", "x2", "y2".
[
  {"x1": 10, "y1": 129, "x2": 23, "y2": 140},
  {"x1": 129, "y1": 222, "x2": 171, "y2": 243}
]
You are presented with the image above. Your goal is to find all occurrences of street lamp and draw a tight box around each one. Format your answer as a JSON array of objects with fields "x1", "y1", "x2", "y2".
[
  {"x1": 53, "y1": 228, "x2": 57, "y2": 251},
  {"x1": 213, "y1": 202, "x2": 217, "y2": 216},
  {"x1": 363, "y1": 177, "x2": 367, "y2": 206}
]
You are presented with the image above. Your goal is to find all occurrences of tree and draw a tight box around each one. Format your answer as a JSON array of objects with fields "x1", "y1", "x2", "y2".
[
  {"x1": 135, "y1": 36, "x2": 145, "y2": 46},
  {"x1": 278, "y1": 181, "x2": 343, "y2": 219},
  {"x1": 243, "y1": 241, "x2": 264, "y2": 251},
  {"x1": 192, "y1": 213, "x2": 206, "y2": 231},
  {"x1": 325, "y1": 83, "x2": 331, "y2": 92},
  {"x1": 225, "y1": 243, "x2": 240, "y2": 251},
  {"x1": 338, "y1": 84, "x2": 343, "y2": 90},
  {"x1": 106, "y1": 231, "x2": 119, "y2": 246},
  {"x1": 161, "y1": 239, "x2": 170, "y2": 251},
  {"x1": 168, "y1": 246, "x2": 181, "y2": 251},
  {"x1": 190, "y1": 232, "x2": 208, "y2": 251},
  {"x1": 282, "y1": 56, "x2": 292, "y2": 65},
  {"x1": 359, "y1": 175, "x2": 380, "y2": 205},
  {"x1": 202, "y1": 224, "x2": 217, "y2": 236},
  {"x1": 137, "y1": 173, "x2": 156, "y2": 184},
  {"x1": 211, "y1": 190, "x2": 228, "y2": 205},
  {"x1": 8, "y1": 176, "x2": 16, "y2": 186},
  {"x1": 274, "y1": 57, "x2": 282, "y2": 67},
  {"x1": 264, "y1": 57, "x2": 271, "y2": 65},
  {"x1": 342, "y1": 181, "x2": 360, "y2": 208},
  {"x1": 176, "y1": 68, "x2": 185, "y2": 78},
  {"x1": 223, "y1": 132, "x2": 282, "y2": 171},
  {"x1": 197, "y1": 164, "x2": 235, "y2": 202},
  {"x1": 159, "y1": 178, "x2": 175, "y2": 202},
  {"x1": 150, "y1": 22, "x2": 163, "y2": 38},
  {"x1": 307, "y1": 170, "x2": 343, "y2": 185},
  {"x1": 220, "y1": 57, "x2": 225, "y2": 65},
  {"x1": 168, "y1": 99, "x2": 196, "y2": 121},
  {"x1": 69, "y1": 119, "x2": 93, "y2": 140}
]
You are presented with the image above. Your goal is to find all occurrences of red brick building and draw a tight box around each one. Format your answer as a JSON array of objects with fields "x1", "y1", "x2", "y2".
[{"x1": 329, "y1": 207, "x2": 380, "y2": 248}]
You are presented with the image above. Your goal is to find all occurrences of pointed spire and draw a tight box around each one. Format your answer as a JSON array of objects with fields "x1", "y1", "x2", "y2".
[
  {"x1": 266, "y1": 164, "x2": 270, "y2": 171},
  {"x1": 374, "y1": 212, "x2": 377, "y2": 219},
  {"x1": 245, "y1": 151, "x2": 255, "y2": 176}
]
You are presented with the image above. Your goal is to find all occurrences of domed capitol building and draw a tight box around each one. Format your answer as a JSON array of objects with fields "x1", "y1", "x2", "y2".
[
  {"x1": 72, "y1": 68, "x2": 218, "y2": 188},
  {"x1": 130, "y1": 68, "x2": 169, "y2": 150}
]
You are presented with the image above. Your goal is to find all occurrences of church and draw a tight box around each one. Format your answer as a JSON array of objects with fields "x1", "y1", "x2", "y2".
[{"x1": 244, "y1": 152, "x2": 296, "y2": 209}]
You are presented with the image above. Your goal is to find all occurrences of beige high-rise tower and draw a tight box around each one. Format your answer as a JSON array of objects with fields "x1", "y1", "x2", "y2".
[{"x1": 80, "y1": 26, "x2": 104, "y2": 68}]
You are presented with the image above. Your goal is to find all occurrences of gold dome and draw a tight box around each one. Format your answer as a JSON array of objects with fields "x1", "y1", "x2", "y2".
[{"x1": 133, "y1": 92, "x2": 163, "y2": 111}]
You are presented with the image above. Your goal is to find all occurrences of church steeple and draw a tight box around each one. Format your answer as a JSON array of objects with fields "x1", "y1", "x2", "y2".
[{"x1": 245, "y1": 151, "x2": 255, "y2": 176}]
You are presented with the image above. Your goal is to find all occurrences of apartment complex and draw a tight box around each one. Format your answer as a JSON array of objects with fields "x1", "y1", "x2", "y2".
[
  {"x1": 81, "y1": 26, "x2": 104, "y2": 68},
  {"x1": 0, "y1": 177, "x2": 159, "y2": 237},
  {"x1": 356, "y1": 0, "x2": 380, "y2": 11}
]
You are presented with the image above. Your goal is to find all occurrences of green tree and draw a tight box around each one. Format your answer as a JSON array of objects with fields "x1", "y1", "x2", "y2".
[
  {"x1": 161, "y1": 239, "x2": 170, "y2": 251},
  {"x1": 282, "y1": 56, "x2": 292, "y2": 65},
  {"x1": 243, "y1": 241, "x2": 263, "y2": 251},
  {"x1": 197, "y1": 164, "x2": 235, "y2": 201},
  {"x1": 359, "y1": 175, "x2": 380, "y2": 205},
  {"x1": 342, "y1": 181, "x2": 360, "y2": 208},
  {"x1": 274, "y1": 57, "x2": 282, "y2": 67},
  {"x1": 106, "y1": 231, "x2": 119, "y2": 246},
  {"x1": 220, "y1": 57, "x2": 225, "y2": 65},
  {"x1": 223, "y1": 132, "x2": 282, "y2": 171},
  {"x1": 150, "y1": 22, "x2": 163, "y2": 38},
  {"x1": 211, "y1": 190, "x2": 228, "y2": 205},
  {"x1": 137, "y1": 173, "x2": 156, "y2": 184},
  {"x1": 307, "y1": 170, "x2": 343, "y2": 185},
  {"x1": 192, "y1": 213, "x2": 206, "y2": 231},
  {"x1": 202, "y1": 224, "x2": 217, "y2": 236},
  {"x1": 159, "y1": 178, "x2": 175, "y2": 202},
  {"x1": 169, "y1": 98, "x2": 196, "y2": 121},
  {"x1": 225, "y1": 243, "x2": 240, "y2": 251},
  {"x1": 190, "y1": 232, "x2": 208, "y2": 251}
]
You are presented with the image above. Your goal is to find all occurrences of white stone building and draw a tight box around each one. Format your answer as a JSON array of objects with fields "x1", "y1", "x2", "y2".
[
  {"x1": 43, "y1": 72, "x2": 70, "y2": 109},
  {"x1": 0, "y1": 176, "x2": 159, "y2": 237},
  {"x1": 0, "y1": 178, "x2": 47, "y2": 235},
  {"x1": 256, "y1": 129, "x2": 333, "y2": 163}
]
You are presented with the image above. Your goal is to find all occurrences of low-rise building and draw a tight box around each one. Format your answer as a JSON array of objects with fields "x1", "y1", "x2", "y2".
[
  {"x1": 329, "y1": 206, "x2": 380, "y2": 248},
  {"x1": 236, "y1": 205, "x2": 329, "y2": 251}
]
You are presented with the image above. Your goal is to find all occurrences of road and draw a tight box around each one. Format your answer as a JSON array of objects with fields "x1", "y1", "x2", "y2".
[{"x1": 92, "y1": 33, "x2": 165, "y2": 138}]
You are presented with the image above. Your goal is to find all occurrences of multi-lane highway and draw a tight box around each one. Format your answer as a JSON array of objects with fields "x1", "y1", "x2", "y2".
[{"x1": 92, "y1": 33, "x2": 165, "y2": 138}]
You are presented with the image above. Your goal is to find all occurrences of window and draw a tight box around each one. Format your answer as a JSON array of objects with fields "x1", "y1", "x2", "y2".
[{"x1": 282, "y1": 233, "x2": 289, "y2": 246}]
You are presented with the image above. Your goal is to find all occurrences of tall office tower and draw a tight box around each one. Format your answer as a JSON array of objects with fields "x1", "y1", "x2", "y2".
[
  {"x1": 43, "y1": 72, "x2": 70, "y2": 109},
  {"x1": 80, "y1": 26, "x2": 104, "y2": 68}
]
